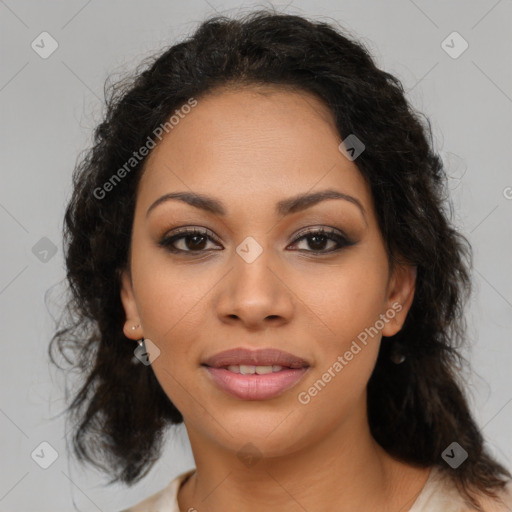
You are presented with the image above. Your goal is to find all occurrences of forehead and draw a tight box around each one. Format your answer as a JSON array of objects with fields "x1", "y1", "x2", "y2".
[{"x1": 137, "y1": 85, "x2": 373, "y2": 218}]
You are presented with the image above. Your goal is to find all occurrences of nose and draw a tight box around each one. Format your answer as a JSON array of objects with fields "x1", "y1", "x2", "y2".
[{"x1": 215, "y1": 245, "x2": 294, "y2": 331}]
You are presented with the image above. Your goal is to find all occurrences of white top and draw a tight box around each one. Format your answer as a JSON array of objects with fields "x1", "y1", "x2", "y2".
[{"x1": 121, "y1": 466, "x2": 512, "y2": 511}]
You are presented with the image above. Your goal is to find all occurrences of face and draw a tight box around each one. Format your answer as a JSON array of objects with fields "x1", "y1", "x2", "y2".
[{"x1": 120, "y1": 85, "x2": 416, "y2": 459}]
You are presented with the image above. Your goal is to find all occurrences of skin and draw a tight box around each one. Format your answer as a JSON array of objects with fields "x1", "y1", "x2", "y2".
[{"x1": 120, "y1": 84, "x2": 431, "y2": 511}]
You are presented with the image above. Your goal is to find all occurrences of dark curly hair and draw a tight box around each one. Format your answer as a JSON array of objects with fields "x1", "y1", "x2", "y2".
[{"x1": 49, "y1": 8, "x2": 511, "y2": 510}]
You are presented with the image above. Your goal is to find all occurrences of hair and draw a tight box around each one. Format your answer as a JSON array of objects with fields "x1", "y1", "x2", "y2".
[{"x1": 49, "y1": 8, "x2": 511, "y2": 510}]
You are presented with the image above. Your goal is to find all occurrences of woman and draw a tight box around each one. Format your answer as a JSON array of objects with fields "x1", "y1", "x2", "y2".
[{"x1": 50, "y1": 9, "x2": 512, "y2": 511}]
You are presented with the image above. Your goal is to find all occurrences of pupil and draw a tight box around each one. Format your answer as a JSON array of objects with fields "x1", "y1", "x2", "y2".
[
  {"x1": 188, "y1": 235, "x2": 206, "y2": 250},
  {"x1": 309, "y1": 234, "x2": 326, "y2": 250}
]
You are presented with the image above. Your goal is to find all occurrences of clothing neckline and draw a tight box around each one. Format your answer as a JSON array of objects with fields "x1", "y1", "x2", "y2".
[
  {"x1": 173, "y1": 467, "x2": 439, "y2": 511},
  {"x1": 174, "y1": 468, "x2": 195, "y2": 507}
]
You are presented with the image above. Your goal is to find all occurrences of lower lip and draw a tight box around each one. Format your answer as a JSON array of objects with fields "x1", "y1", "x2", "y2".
[{"x1": 204, "y1": 366, "x2": 309, "y2": 400}]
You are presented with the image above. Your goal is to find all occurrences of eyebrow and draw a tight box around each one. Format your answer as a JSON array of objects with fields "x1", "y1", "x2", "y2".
[{"x1": 146, "y1": 188, "x2": 366, "y2": 222}]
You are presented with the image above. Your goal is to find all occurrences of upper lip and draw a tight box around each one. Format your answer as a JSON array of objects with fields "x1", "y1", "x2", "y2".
[{"x1": 202, "y1": 348, "x2": 310, "y2": 369}]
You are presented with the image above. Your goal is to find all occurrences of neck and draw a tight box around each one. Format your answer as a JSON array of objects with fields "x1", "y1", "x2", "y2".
[{"x1": 177, "y1": 407, "x2": 429, "y2": 512}]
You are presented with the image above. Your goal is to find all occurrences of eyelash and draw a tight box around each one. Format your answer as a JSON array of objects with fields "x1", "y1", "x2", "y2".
[{"x1": 158, "y1": 226, "x2": 354, "y2": 256}]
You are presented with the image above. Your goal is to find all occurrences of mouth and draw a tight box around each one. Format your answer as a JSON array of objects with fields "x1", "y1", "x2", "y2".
[{"x1": 201, "y1": 347, "x2": 310, "y2": 400}]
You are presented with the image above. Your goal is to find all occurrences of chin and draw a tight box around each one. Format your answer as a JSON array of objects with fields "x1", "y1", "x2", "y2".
[{"x1": 210, "y1": 409, "x2": 313, "y2": 456}]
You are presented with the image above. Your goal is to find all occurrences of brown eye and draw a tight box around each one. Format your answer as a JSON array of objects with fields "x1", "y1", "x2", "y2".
[
  {"x1": 158, "y1": 226, "x2": 354, "y2": 256},
  {"x1": 158, "y1": 228, "x2": 222, "y2": 254},
  {"x1": 289, "y1": 228, "x2": 354, "y2": 254}
]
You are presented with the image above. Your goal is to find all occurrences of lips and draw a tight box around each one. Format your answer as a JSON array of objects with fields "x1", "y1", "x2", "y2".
[
  {"x1": 204, "y1": 366, "x2": 309, "y2": 400},
  {"x1": 201, "y1": 347, "x2": 310, "y2": 369},
  {"x1": 201, "y1": 348, "x2": 310, "y2": 400}
]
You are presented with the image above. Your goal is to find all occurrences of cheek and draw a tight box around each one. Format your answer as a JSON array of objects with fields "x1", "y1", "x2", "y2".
[
  {"x1": 131, "y1": 246, "x2": 214, "y2": 342},
  {"x1": 131, "y1": 261, "x2": 207, "y2": 412},
  {"x1": 293, "y1": 248, "x2": 389, "y2": 405},
  {"x1": 295, "y1": 249, "x2": 389, "y2": 346},
  {"x1": 130, "y1": 254, "x2": 231, "y2": 412}
]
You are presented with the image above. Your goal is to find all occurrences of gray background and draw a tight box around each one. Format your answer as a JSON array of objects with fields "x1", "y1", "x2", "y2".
[{"x1": 1, "y1": 0, "x2": 511, "y2": 510}]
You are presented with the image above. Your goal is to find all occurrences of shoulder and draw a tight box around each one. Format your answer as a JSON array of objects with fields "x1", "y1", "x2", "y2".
[
  {"x1": 411, "y1": 467, "x2": 512, "y2": 512},
  {"x1": 468, "y1": 480, "x2": 512, "y2": 512},
  {"x1": 118, "y1": 468, "x2": 196, "y2": 512}
]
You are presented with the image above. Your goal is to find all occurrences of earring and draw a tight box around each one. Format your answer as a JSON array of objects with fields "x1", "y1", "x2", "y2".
[
  {"x1": 390, "y1": 341, "x2": 406, "y2": 364},
  {"x1": 131, "y1": 324, "x2": 140, "y2": 331},
  {"x1": 133, "y1": 337, "x2": 148, "y2": 366}
]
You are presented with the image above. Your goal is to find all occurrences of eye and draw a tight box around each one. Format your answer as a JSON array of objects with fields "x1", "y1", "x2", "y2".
[
  {"x1": 158, "y1": 228, "x2": 222, "y2": 254},
  {"x1": 289, "y1": 227, "x2": 354, "y2": 254},
  {"x1": 158, "y1": 226, "x2": 354, "y2": 255}
]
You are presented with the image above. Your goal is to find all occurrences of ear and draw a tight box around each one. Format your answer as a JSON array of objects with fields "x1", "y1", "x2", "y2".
[
  {"x1": 120, "y1": 268, "x2": 143, "y2": 341},
  {"x1": 381, "y1": 263, "x2": 417, "y2": 337}
]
